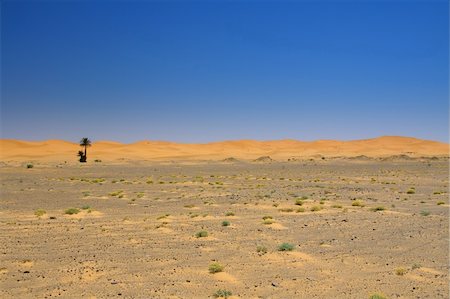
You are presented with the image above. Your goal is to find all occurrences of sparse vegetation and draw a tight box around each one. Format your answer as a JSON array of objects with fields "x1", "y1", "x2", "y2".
[
  {"x1": 195, "y1": 230, "x2": 208, "y2": 238},
  {"x1": 369, "y1": 294, "x2": 386, "y2": 299},
  {"x1": 278, "y1": 243, "x2": 294, "y2": 251},
  {"x1": 310, "y1": 205, "x2": 322, "y2": 212},
  {"x1": 208, "y1": 262, "x2": 224, "y2": 273},
  {"x1": 222, "y1": 221, "x2": 230, "y2": 227},
  {"x1": 263, "y1": 218, "x2": 274, "y2": 224},
  {"x1": 395, "y1": 267, "x2": 406, "y2": 276},
  {"x1": 256, "y1": 245, "x2": 268, "y2": 254},
  {"x1": 225, "y1": 212, "x2": 235, "y2": 216},
  {"x1": 34, "y1": 209, "x2": 46, "y2": 217},
  {"x1": 213, "y1": 289, "x2": 232, "y2": 298},
  {"x1": 26, "y1": 164, "x2": 34, "y2": 169},
  {"x1": 64, "y1": 208, "x2": 80, "y2": 215},
  {"x1": 370, "y1": 206, "x2": 386, "y2": 212},
  {"x1": 295, "y1": 198, "x2": 304, "y2": 205},
  {"x1": 437, "y1": 201, "x2": 445, "y2": 205},
  {"x1": 420, "y1": 210, "x2": 430, "y2": 216},
  {"x1": 352, "y1": 200, "x2": 364, "y2": 207}
]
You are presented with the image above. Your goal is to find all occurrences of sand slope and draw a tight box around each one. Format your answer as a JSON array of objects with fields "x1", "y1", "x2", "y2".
[{"x1": 0, "y1": 136, "x2": 448, "y2": 162}]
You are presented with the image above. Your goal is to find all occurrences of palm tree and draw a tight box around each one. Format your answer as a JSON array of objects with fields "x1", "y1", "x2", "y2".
[{"x1": 79, "y1": 138, "x2": 92, "y2": 162}]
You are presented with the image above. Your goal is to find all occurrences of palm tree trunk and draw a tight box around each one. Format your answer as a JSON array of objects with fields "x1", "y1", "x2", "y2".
[{"x1": 84, "y1": 146, "x2": 87, "y2": 159}]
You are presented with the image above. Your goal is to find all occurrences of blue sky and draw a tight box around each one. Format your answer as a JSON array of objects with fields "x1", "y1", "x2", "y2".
[{"x1": 1, "y1": 0, "x2": 448, "y2": 143}]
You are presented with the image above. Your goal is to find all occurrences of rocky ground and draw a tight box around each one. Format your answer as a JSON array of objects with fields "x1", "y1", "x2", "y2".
[{"x1": 0, "y1": 159, "x2": 448, "y2": 298}]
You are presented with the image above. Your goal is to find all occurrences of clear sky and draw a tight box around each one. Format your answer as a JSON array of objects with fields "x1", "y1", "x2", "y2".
[{"x1": 1, "y1": 0, "x2": 448, "y2": 143}]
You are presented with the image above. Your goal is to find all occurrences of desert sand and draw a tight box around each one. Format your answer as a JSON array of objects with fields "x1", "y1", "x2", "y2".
[
  {"x1": 0, "y1": 137, "x2": 449, "y2": 298},
  {"x1": 0, "y1": 136, "x2": 448, "y2": 163}
]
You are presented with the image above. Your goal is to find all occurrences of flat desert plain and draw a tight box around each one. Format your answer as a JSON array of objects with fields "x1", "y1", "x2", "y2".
[{"x1": 0, "y1": 137, "x2": 449, "y2": 298}]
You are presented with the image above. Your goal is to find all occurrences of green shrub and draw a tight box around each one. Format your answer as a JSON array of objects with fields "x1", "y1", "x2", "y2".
[
  {"x1": 208, "y1": 263, "x2": 224, "y2": 273},
  {"x1": 81, "y1": 205, "x2": 91, "y2": 210},
  {"x1": 26, "y1": 164, "x2": 34, "y2": 169},
  {"x1": 222, "y1": 221, "x2": 230, "y2": 227},
  {"x1": 278, "y1": 243, "x2": 294, "y2": 251},
  {"x1": 437, "y1": 201, "x2": 445, "y2": 205},
  {"x1": 420, "y1": 210, "x2": 430, "y2": 216},
  {"x1": 34, "y1": 209, "x2": 46, "y2": 217},
  {"x1": 195, "y1": 231, "x2": 208, "y2": 238},
  {"x1": 65, "y1": 208, "x2": 80, "y2": 215},
  {"x1": 225, "y1": 212, "x2": 235, "y2": 216},
  {"x1": 213, "y1": 289, "x2": 232, "y2": 298}
]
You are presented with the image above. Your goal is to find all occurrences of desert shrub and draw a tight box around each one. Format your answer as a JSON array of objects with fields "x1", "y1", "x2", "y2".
[
  {"x1": 370, "y1": 206, "x2": 385, "y2": 212},
  {"x1": 352, "y1": 200, "x2": 364, "y2": 207},
  {"x1": 369, "y1": 294, "x2": 386, "y2": 299},
  {"x1": 225, "y1": 212, "x2": 235, "y2": 216},
  {"x1": 195, "y1": 230, "x2": 208, "y2": 238},
  {"x1": 262, "y1": 215, "x2": 272, "y2": 220},
  {"x1": 279, "y1": 208, "x2": 293, "y2": 212},
  {"x1": 157, "y1": 214, "x2": 169, "y2": 220},
  {"x1": 256, "y1": 245, "x2": 267, "y2": 254},
  {"x1": 26, "y1": 164, "x2": 34, "y2": 169},
  {"x1": 295, "y1": 199, "x2": 304, "y2": 206},
  {"x1": 420, "y1": 210, "x2": 430, "y2": 216},
  {"x1": 437, "y1": 201, "x2": 445, "y2": 205},
  {"x1": 208, "y1": 263, "x2": 224, "y2": 273},
  {"x1": 109, "y1": 190, "x2": 123, "y2": 197},
  {"x1": 94, "y1": 159, "x2": 102, "y2": 162},
  {"x1": 222, "y1": 221, "x2": 230, "y2": 227},
  {"x1": 296, "y1": 207, "x2": 305, "y2": 213},
  {"x1": 65, "y1": 208, "x2": 80, "y2": 215},
  {"x1": 395, "y1": 267, "x2": 406, "y2": 276},
  {"x1": 331, "y1": 204, "x2": 342, "y2": 209},
  {"x1": 34, "y1": 209, "x2": 46, "y2": 217},
  {"x1": 263, "y1": 218, "x2": 274, "y2": 225},
  {"x1": 406, "y1": 189, "x2": 415, "y2": 194},
  {"x1": 278, "y1": 243, "x2": 294, "y2": 251},
  {"x1": 81, "y1": 205, "x2": 91, "y2": 210},
  {"x1": 411, "y1": 263, "x2": 421, "y2": 270},
  {"x1": 213, "y1": 289, "x2": 232, "y2": 298},
  {"x1": 310, "y1": 205, "x2": 322, "y2": 212}
]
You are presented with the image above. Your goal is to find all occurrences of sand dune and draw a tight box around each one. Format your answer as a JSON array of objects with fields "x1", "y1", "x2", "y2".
[{"x1": 0, "y1": 136, "x2": 448, "y2": 162}]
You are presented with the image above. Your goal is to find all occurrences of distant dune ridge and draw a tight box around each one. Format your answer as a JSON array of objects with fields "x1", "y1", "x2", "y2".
[{"x1": 0, "y1": 136, "x2": 448, "y2": 162}]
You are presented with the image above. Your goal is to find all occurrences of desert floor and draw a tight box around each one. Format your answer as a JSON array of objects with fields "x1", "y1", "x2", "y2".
[{"x1": 0, "y1": 159, "x2": 448, "y2": 298}]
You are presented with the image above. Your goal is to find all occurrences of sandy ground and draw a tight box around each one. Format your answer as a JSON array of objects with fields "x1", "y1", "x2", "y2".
[{"x1": 0, "y1": 159, "x2": 448, "y2": 298}]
